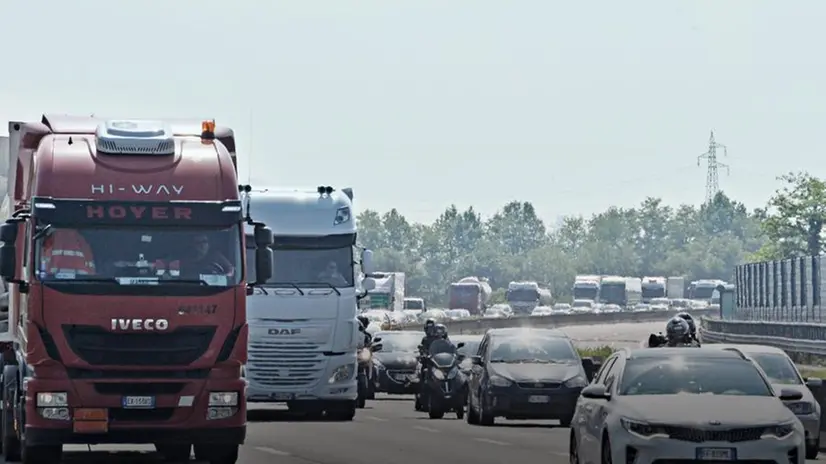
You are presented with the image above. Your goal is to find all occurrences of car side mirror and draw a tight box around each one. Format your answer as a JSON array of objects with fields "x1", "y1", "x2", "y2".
[
  {"x1": 456, "y1": 342, "x2": 465, "y2": 349},
  {"x1": 371, "y1": 343, "x2": 383, "y2": 352},
  {"x1": 581, "y1": 384, "x2": 611, "y2": 400},
  {"x1": 254, "y1": 248, "x2": 273, "y2": 284},
  {"x1": 778, "y1": 388, "x2": 804, "y2": 401},
  {"x1": 361, "y1": 249, "x2": 375, "y2": 275},
  {"x1": 806, "y1": 378, "x2": 823, "y2": 388},
  {"x1": 362, "y1": 277, "x2": 376, "y2": 292},
  {"x1": 471, "y1": 355, "x2": 483, "y2": 366}
]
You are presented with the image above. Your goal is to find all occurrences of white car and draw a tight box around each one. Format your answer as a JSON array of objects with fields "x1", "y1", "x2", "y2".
[
  {"x1": 570, "y1": 348, "x2": 806, "y2": 464},
  {"x1": 649, "y1": 298, "x2": 671, "y2": 311},
  {"x1": 571, "y1": 299, "x2": 595, "y2": 313},
  {"x1": 531, "y1": 306, "x2": 554, "y2": 316},
  {"x1": 444, "y1": 309, "x2": 471, "y2": 320},
  {"x1": 706, "y1": 344, "x2": 822, "y2": 458},
  {"x1": 600, "y1": 304, "x2": 622, "y2": 313},
  {"x1": 553, "y1": 303, "x2": 572, "y2": 312}
]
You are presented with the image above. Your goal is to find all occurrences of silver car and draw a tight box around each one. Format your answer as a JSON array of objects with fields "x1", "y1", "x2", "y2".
[{"x1": 707, "y1": 344, "x2": 821, "y2": 459}]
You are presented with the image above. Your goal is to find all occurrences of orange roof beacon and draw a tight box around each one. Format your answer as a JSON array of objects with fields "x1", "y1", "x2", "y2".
[{"x1": 0, "y1": 115, "x2": 273, "y2": 464}]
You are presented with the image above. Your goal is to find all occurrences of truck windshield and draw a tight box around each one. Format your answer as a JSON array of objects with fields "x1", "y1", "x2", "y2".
[
  {"x1": 641, "y1": 285, "x2": 665, "y2": 299},
  {"x1": 34, "y1": 225, "x2": 243, "y2": 286},
  {"x1": 572, "y1": 285, "x2": 598, "y2": 300},
  {"x1": 507, "y1": 289, "x2": 538, "y2": 302},
  {"x1": 691, "y1": 285, "x2": 716, "y2": 299},
  {"x1": 599, "y1": 283, "x2": 625, "y2": 304},
  {"x1": 247, "y1": 234, "x2": 355, "y2": 288}
]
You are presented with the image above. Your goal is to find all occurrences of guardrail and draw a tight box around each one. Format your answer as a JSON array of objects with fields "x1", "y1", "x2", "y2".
[
  {"x1": 398, "y1": 309, "x2": 719, "y2": 334},
  {"x1": 699, "y1": 317, "x2": 826, "y2": 356}
]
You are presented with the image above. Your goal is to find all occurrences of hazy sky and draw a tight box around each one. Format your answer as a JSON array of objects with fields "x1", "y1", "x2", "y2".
[{"x1": 1, "y1": 1, "x2": 823, "y2": 224}]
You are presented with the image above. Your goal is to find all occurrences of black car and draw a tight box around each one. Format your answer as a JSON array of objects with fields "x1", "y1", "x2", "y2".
[
  {"x1": 371, "y1": 331, "x2": 422, "y2": 394},
  {"x1": 467, "y1": 328, "x2": 597, "y2": 426}
]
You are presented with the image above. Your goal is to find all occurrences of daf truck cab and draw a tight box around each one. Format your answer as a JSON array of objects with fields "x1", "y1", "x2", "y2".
[{"x1": 242, "y1": 186, "x2": 374, "y2": 420}]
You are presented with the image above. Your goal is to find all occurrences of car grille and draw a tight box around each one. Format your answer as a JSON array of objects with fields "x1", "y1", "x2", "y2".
[
  {"x1": 664, "y1": 425, "x2": 765, "y2": 443},
  {"x1": 63, "y1": 325, "x2": 215, "y2": 366},
  {"x1": 517, "y1": 382, "x2": 561, "y2": 389},
  {"x1": 247, "y1": 341, "x2": 325, "y2": 387},
  {"x1": 386, "y1": 369, "x2": 416, "y2": 382}
]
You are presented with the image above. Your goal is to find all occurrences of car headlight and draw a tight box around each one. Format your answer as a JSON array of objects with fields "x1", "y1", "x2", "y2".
[
  {"x1": 620, "y1": 417, "x2": 669, "y2": 438},
  {"x1": 209, "y1": 392, "x2": 239, "y2": 406},
  {"x1": 372, "y1": 358, "x2": 385, "y2": 370},
  {"x1": 488, "y1": 376, "x2": 512, "y2": 387},
  {"x1": 564, "y1": 375, "x2": 588, "y2": 388},
  {"x1": 36, "y1": 392, "x2": 68, "y2": 407},
  {"x1": 334, "y1": 206, "x2": 351, "y2": 225},
  {"x1": 431, "y1": 368, "x2": 446, "y2": 380},
  {"x1": 786, "y1": 401, "x2": 815, "y2": 415},
  {"x1": 763, "y1": 421, "x2": 796, "y2": 439},
  {"x1": 329, "y1": 364, "x2": 355, "y2": 383}
]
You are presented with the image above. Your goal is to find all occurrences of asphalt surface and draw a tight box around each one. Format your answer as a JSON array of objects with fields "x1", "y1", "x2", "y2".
[{"x1": 12, "y1": 321, "x2": 826, "y2": 463}]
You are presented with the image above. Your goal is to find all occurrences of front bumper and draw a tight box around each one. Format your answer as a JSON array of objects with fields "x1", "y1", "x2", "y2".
[
  {"x1": 24, "y1": 376, "x2": 246, "y2": 446},
  {"x1": 375, "y1": 367, "x2": 418, "y2": 394},
  {"x1": 609, "y1": 426, "x2": 805, "y2": 464},
  {"x1": 485, "y1": 384, "x2": 581, "y2": 419},
  {"x1": 797, "y1": 412, "x2": 820, "y2": 446},
  {"x1": 245, "y1": 355, "x2": 358, "y2": 402}
]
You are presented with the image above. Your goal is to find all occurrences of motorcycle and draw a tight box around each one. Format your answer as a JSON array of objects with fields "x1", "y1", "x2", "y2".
[
  {"x1": 647, "y1": 333, "x2": 700, "y2": 348},
  {"x1": 357, "y1": 338, "x2": 383, "y2": 408},
  {"x1": 417, "y1": 339, "x2": 467, "y2": 419}
]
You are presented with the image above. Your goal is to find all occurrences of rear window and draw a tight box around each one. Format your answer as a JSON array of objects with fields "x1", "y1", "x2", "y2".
[{"x1": 619, "y1": 358, "x2": 773, "y2": 396}]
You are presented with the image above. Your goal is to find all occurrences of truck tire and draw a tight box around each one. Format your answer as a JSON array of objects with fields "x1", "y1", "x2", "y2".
[
  {"x1": 194, "y1": 444, "x2": 239, "y2": 464},
  {"x1": 155, "y1": 443, "x2": 192, "y2": 461},
  {"x1": 2, "y1": 365, "x2": 20, "y2": 461},
  {"x1": 21, "y1": 444, "x2": 62, "y2": 464},
  {"x1": 326, "y1": 401, "x2": 356, "y2": 421}
]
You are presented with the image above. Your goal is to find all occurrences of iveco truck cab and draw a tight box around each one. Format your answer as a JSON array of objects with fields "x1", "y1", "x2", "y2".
[{"x1": 241, "y1": 186, "x2": 374, "y2": 420}]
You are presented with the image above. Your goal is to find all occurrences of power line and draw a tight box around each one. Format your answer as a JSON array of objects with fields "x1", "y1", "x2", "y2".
[{"x1": 697, "y1": 130, "x2": 729, "y2": 203}]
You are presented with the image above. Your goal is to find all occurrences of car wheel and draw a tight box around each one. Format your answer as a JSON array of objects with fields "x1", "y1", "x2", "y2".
[
  {"x1": 601, "y1": 434, "x2": 612, "y2": 464},
  {"x1": 807, "y1": 439, "x2": 820, "y2": 460},
  {"x1": 478, "y1": 392, "x2": 494, "y2": 426},
  {"x1": 569, "y1": 430, "x2": 579, "y2": 464},
  {"x1": 466, "y1": 392, "x2": 479, "y2": 424}
]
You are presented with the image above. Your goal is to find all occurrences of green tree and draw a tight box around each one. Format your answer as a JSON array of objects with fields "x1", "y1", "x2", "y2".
[{"x1": 759, "y1": 172, "x2": 826, "y2": 259}]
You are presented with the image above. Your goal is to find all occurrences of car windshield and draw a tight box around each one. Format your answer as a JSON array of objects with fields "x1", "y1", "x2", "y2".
[
  {"x1": 34, "y1": 225, "x2": 242, "y2": 286},
  {"x1": 247, "y1": 234, "x2": 354, "y2": 288},
  {"x1": 456, "y1": 340, "x2": 481, "y2": 356},
  {"x1": 488, "y1": 336, "x2": 578, "y2": 363},
  {"x1": 375, "y1": 333, "x2": 421, "y2": 353},
  {"x1": 620, "y1": 358, "x2": 773, "y2": 396},
  {"x1": 751, "y1": 353, "x2": 802, "y2": 385}
]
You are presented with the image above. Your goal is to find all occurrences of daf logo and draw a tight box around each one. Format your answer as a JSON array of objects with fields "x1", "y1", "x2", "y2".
[
  {"x1": 268, "y1": 328, "x2": 301, "y2": 336},
  {"x1": 111, "y1": 318, "x2": 170, "y2": 331},
  {"x1": 708, "y1": 420, "x2": 722, "y2": 426}
]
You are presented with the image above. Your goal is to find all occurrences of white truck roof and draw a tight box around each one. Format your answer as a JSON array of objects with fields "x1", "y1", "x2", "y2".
[
  {"x1": 508, "y1": 281, "x2": 539, "y2": 290},
  {"x1": 243, "y1": 186, "x2": 355, "y2": 236}
]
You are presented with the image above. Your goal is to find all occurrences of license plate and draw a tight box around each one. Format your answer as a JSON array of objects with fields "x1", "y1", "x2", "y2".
[
  {"x1": 271, "y1": 393, "x2": 294, "y2": 401},
  {"x1": 393, "y1": 374, "x2": 408, "y2": 380},
  {"x1": 696, "y1": 448, "x2": 736, "y2": 461},
  {"x1": 121, "y1": 396, "x2": 155, "y2": 409},
  {"x1": 529, "y1": 395, "x2": 550, "y2": 403}
]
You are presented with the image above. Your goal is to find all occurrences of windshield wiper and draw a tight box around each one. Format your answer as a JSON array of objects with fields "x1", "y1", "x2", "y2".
[
  {"x1": 264, "y1": 282, "x2": 305, "y2": 296},
  {"x1": 46, "y1": 277, "x2": 120, "y2": 284},
  {"x1": 287, "y1": 282, "x2": 341, "y2": 296},
  {"x1": 156, "y1": 279, "x2": 210, "y2": 286}
]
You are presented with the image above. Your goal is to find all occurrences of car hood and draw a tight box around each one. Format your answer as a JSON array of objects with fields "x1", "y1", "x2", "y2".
[
  {"x1": 489, "y1": 362, "x2": 580, "y2": 382},
  {"x1": 618, "y1": 395, "x2": 798, "y2": 426},
  {"x1": 374, "y1": 352, "x2": 419, "y2": 367}
]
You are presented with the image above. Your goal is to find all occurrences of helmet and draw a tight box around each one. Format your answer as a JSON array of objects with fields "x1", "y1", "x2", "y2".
[
  {"x1": 676, "y1": 312, "x2": 696, "y2": 334},
  {"x1": 424, "y1": 318, "x2": 436, "y2": 335},
  {"x1": 665, "y1": 316, "x2": 690, "y2": 339},
  {"x1": 433, "y1": 323, "x2": 448, "y2": 339}
]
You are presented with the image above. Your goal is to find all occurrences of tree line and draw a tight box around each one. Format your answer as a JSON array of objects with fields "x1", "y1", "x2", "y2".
[{"x1": 357, "y1": 172, "x2": 823, "y2": 306}]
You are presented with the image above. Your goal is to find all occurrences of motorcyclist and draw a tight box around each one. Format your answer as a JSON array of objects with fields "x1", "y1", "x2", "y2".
[
  {"x1": 675, "y1": 311, "x2": 699, "y2": 343},
  {"x1": 416, "y1": 322, "x2": 451, "y2": 409},
  {"x1": 664, "y1": 316, "x2": 694, "y2": 347},
  {"x1": 419, "y1": 319, "x2": 438, "y2": 353},
  {"x1": 357, "y1": 315, "x2": 372, "y2": 348}
]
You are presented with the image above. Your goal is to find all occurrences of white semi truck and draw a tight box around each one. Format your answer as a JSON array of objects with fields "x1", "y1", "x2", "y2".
[
  {"x1": 242, "y1": 186, "x2": 375, "y2": 420},
  {"x1": 506, "y1": 281, "x2": 552, "y2": 315},
  {"x1": 366, "y1": 272, "x2": 405, "y2": 311},
  {"x1": 599, "y1": 276, "x2": 642, "y2": 308},
  {"x1": 641, "y1": 276, "x2": 667, "y2": 303},
  {"x1": 572, "y1": 275, "x2": 602, "y2": 301}
]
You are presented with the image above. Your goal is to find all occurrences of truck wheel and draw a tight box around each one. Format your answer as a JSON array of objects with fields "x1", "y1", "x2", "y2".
[
  {"x1": 155, "y1": 443, "x2": 192, "y2": 461},
  {"x1": 2, "y1": 367, "x2": 20, "y2": 462},
  {"x1": 326, "y1": 402, "x2": 356, "y2": 421},
  {"x1": 194, "y1": 444, "x2": 239, "y2": 464},
  {"x1": 21, "y1": 444, "x2": 62, "y2": 464}
]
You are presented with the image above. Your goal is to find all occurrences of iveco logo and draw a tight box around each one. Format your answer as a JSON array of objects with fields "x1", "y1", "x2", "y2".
[
  {"x1": 268, "y1": 328, "x2": 301, "y2": 335},
  {"x1": 111, "y1": 318, "x2": 170, "y2": 331},
  {"x1": 708, "y1": 420, "x2": 722, "y2": 426}
]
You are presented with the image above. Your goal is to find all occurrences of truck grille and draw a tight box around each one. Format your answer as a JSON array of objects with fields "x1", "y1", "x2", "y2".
[
  {"x1": 247, "y1": 341, "x2": 325, "y2": 388},
  {"x1": 62, "y1": 325, "x2": 215, "y2": 366}
]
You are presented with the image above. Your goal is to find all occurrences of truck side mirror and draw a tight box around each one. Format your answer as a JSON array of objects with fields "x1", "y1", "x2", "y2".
[
  {"x1": 362, "y1": 277, "x2": 376, "y2": 291},
  {"x1": 254, "y1": 248, "x2": 273, "y2": 284},
  {"x1": 253, "y1": 225, "x2": 273, "y2": 248},
  {"x1": 0, "y1": 223, "x2": 18, "y2": 244},
  {"x1": 361, "y1": 249, "x2": 375, "y2": 275}
]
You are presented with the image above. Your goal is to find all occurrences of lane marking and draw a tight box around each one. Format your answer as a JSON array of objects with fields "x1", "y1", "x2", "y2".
[
  {"x1": 255, "y1": 446, "x2": 291, "y2": 456},
  {"x1": 364, "y1": 415, "x2": 389, "y2": 422},
  {"x1": 412, "y1": 425, "x2": 439, "y2": 433},
  {"x1": 474, "y1": 437, "x2": 509, "y2": 446}
]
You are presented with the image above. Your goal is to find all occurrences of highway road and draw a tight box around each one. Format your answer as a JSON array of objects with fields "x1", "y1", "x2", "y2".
[{"x1": 25, "y1": 321, "x2": 826, "y2": 463}]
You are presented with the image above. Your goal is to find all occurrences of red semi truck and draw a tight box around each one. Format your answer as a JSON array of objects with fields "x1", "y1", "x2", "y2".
[{"x1": 0, "y1": 115, "x2": 273, "y2": 464}]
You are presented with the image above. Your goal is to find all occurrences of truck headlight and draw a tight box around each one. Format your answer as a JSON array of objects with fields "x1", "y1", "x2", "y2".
[
  {"x1": 329, "y1": 364, "x2": 354, "y2": 383},
  {"x1": 36, "y1": 392, "x2": 68, "y2": 407},
  {"x1": 208, "y1": 392, "x2": 238, "y2": 406}
]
